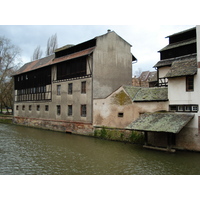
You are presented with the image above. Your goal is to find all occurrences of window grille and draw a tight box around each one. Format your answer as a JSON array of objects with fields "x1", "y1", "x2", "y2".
[
  {"x1": 81, "y1": 81, "x2": 86, "y2": 93},
  {"x1": 57, "y1": 105, "x2": 61, "y2": 115},
  {"x1": 57, "y1": 85, "x2": 61, "y2": 95},
  {"x1": 81, "y1": 105, "x2": 87, "y2": 117}
]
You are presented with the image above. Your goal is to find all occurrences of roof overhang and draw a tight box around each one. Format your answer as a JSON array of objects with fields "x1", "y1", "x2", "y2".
[
  {"x1": 126, "y1": 112, "x2": 194, "y2": 134},
  {"x1": 165, "y1": 57, "x2": 197, "y2": 78},
  {"x1": 153, "y1": 53, "x2": 197, "y2": 69}
]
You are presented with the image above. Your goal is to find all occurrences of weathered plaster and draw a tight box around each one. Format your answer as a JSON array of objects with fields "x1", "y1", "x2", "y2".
[{"x1": 93, "y1": 87, "x2": 169, "y2": 128}]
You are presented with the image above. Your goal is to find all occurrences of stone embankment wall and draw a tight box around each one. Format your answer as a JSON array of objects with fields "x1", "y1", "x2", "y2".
[
  {"x1": 13, "y1": 117, "x2": 144, "y2": 144},
  {"x1": 11, "y1": 117, "x2": 200, "y2": 152},
  {"x1": 13, "y1": 117, "x2": 93, "y2": 135}
]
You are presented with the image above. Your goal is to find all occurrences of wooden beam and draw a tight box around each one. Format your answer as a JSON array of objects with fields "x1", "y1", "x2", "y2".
[{"x1": 143, "y1": 145, "x2": 176, "y2": 153}]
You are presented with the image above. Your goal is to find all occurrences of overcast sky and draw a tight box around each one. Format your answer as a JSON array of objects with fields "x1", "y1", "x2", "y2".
[{"x1": 0, "y1": 25, "x2": 195, "y2": 76}]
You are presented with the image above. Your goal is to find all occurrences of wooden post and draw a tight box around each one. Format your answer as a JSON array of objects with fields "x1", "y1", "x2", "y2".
[
  {"x1": 144, "y1": 131, "x2": 148, "y2": 146},
  {"x1": 167, "y1": 132, "x2": 172, "y2": 151}
]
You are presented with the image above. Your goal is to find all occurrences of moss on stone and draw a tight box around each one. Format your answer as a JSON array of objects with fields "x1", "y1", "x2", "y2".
[{"x1": 111, "y1": 90, "x2": 132, "y2": 106}]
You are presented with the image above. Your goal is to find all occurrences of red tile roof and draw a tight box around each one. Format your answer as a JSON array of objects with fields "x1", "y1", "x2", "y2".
[{"x1": 14, "y1": 47, "x2": 95, "y2": 75}]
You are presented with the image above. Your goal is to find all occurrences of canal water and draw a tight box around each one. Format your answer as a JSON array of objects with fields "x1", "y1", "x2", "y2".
[{"x1": 1, "y1": 123, "x2": 200, "y2": 175}]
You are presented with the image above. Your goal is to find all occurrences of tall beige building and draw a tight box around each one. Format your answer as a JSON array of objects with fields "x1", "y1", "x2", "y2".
[{"x1": 13, "y1": 31, "x2": 136, "y2": 134}]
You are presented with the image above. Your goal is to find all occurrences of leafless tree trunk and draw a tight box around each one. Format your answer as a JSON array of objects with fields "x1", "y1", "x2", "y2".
[
  {"x1": 46, "y1": 34, "x2": 58, "y2": 56},
  {"x1": 31, "y1": 45, "x2": 43, "y2": 61},
  {"x1": 0, "y1": 36, "x2": 21, "y2": 113}
]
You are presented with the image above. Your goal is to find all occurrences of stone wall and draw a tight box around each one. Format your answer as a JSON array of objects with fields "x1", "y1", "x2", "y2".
[{"x1": 13, "y1": 117, "x2": 94, "y2": 135}]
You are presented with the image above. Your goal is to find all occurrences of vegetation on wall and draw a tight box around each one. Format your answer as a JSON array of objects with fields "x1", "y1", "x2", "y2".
[
  {"x1": 94, "y1": 126, "x2": 144, "y2": 144},
  {"x1": 111, "y1": 90, "x2": 132, "y2": 106}
]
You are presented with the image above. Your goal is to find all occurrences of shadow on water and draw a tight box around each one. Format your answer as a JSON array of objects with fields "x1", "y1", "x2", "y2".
[{"x1": 1, "y1": 124, "x2": 200, "y2": 175}]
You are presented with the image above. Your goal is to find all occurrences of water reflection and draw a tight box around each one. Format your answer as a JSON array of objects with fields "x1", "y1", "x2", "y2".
[{"x1": 0, "y1": 124, "x2": 200, "y2": 175}]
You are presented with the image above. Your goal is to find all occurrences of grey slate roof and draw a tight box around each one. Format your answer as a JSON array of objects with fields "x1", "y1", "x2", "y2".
[
  {"x1": 159, "y1": 38, "x2": 196, "y2": 52},
  {"x1": 154, "y1": 53, "x2": 197, "y2": 68},
  {"x1": 123, "y1": 86, "x2": 168, "y2": 102},
  {"x1": 123, "y1": 86, "x2": 141, "y2": 99},
  {"x1": 133, "y1": 87, "x2": 168, "y2": 102},
  {"x1": 126, "y1": 112, "x2": 194, "y2": 134},
  {"x1": 165, "y1": 57, "x2": 197, "y2": 78}
]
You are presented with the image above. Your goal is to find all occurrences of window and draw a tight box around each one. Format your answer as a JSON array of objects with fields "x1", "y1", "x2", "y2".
[
  {"x1": 22, "y1": 105, "x2": 25, "y2": 110},
  {"x1": 118, "y1": 112, "x2": 124, "y2": 117},
  {"x1": 178, "y1": 105, "x2": 184, "y2": 112},
  {"x1": 192, "y1": 105, "x2": 198, "y2": 112},
  {"x1": 68, "y1": 83, "x2": 73, "y2": 94},
  {"x1": 185, "y1": 105, "x2": 191, "y2": 112},
  {"x1": 68, "y1": 105, "x2": 73, "y2": 116},
  {"x1": 169, "y1": 105, "x2": 176, "y2": 111},
  {"x1": 37, "y1": 105, "x2": 40, "y2": 111},
  {"x1": 81, "y1": 81, "x2": 86, "y2": 94},
  {"x1": 57, "y1": 85, "x2": 61, "y2": 95},
  {"x1": 186, "y1": 76, "x2": 194, "y2": 92},
  {"x1": 33, "y1": 88, "x2": 36, "y2": 94},
  {"x1": 169, "y1": 105, "x2": 198, "y2": 113},
  {"x1": 81, "y1": 105, "x2": 87, "y2": 117},
  {"x1": 45, "y1": 105, "x2": 49, "y2": 111},
  {"x1": 57, "y1": 105, "x2": 61, "y2": 115},
  {"x1": 16, "y1": 105, "x2": 19, "y2": 110},
  {"x1": 29, "y1": 105, "x2": 32, "y2": 111}
]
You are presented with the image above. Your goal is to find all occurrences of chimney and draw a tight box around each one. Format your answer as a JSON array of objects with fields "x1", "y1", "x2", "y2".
[{"x1": 107, "y1": 29, "x2": 111, "y2": 33}]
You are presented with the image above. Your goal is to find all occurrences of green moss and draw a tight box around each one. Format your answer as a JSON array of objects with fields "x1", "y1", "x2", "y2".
[
  {"x1": 94, "y1": 127, "x2": 144, "y2": 145},
  {"x1": 112, "y1": 90, "x2": 132, "y2": 106}
]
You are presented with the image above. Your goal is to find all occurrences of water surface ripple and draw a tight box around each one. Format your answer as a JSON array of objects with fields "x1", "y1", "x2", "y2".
[{"x1": 1, "y1": 124, "x2": 200, "y2": 175}]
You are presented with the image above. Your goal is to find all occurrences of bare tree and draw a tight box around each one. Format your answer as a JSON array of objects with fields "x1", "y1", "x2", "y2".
[
  {"x1": 132, "y1": 68, "x2": 143, "y2": 87},
  {"x1": 46, "y1": 34, "x2": 58, "y2": 56},
  {"x1": 31, "y1": 45, "x2": 43, "y2": 61},
  {"x1": 0, "y1": 36, "x2": 21, "y2": 113}
]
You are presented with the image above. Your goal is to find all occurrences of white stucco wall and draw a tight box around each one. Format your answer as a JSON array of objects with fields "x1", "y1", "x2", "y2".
[
  {"x1": 158, "y1": 66, "x2": 170, "y2": 78},
  {"x1": 168, "y1": 75, "x2": 200, "y2": 129}
]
